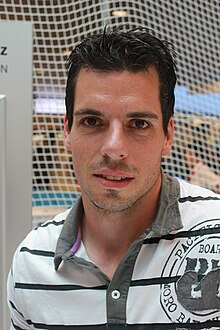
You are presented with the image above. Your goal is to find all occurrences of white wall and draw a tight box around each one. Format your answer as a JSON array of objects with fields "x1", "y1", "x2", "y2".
[{"x1": 0, "y1": 22, "x2": 33, "y2": 329}]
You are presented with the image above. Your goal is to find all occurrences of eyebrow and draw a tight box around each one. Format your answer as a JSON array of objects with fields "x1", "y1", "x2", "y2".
[
  {"x1": 126, "y1": 112, "x2": 159, "y2": 120},
  {"x1": 73, "y1": 109, "x2": 104, "y2": 117},
  {"x1": 73, "y1": 108, "x2": 159, "y2": 120}
]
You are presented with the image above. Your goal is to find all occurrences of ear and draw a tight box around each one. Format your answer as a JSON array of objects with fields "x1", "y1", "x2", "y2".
[
  {"x1": 64, "y1": 115, "x2": 71, "y2": 152},
  {"x1": 162, "y1": 117, "x2": 174, "y2": 156}
]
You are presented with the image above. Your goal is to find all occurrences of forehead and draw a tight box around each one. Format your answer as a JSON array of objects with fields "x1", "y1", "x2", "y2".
[{"x1": 73, "y1": 67, "x2": 162, "y2": 117}]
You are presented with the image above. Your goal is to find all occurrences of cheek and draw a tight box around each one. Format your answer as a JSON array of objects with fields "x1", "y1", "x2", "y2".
[
  {"x1": 138, "y1": 138, "x2": 163, "y2": 154},
  {"x1": 71, "y1": 153, "x2": 84, "y2": 180},
  {"x1": 70, "y1": 139, "x2": 92, "y2": 173},
  {"x1": 136, "y1": 144, "x2": 163, "y2": 166},
  {"x1": 70, "y1": 140, "x2": 82, "y2": 165},
  {"x1": 70, "y1": 135, "x2": 83, "y2": 154}
]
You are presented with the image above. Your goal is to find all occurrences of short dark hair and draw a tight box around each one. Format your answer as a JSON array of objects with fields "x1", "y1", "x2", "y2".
[{"x1": 65, "y1": 27, "x2": 177, "y2": 133}]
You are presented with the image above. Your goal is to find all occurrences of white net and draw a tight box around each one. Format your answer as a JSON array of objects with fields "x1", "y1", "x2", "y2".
[{"x1": 1, "y1": 0, "x2": 220, "y2": 217}]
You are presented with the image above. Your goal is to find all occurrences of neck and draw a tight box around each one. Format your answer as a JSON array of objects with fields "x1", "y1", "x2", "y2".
[
  {"x1": 82, "y1": 198, "x2": 156, "y2": 245},
  {"x1": 80, "y1": 180, "x2": 161, "y2": 278}
]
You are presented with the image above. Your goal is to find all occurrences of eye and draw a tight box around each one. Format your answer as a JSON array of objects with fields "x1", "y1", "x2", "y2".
[
  {"x1": 81, "y1": 117, "x2": 99, "y2": 127},
  {"x1": 131, "y1": 119, "x2": 150, "y2": 129}
]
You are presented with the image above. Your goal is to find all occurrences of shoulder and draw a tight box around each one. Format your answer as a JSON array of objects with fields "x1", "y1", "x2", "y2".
[
  {"x1": 176, "y1": 178, "x2": 220, "y2": 226},
  {"x1": 12, "y1": 208, "x2": 72, "y2": 264},
  {"x1": 177, "y1": 177, "x2": 220, "y2": 200}
]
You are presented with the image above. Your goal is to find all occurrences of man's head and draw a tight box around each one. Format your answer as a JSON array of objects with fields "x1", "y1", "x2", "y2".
[{"x1": 65, "y1": 27, "x2": 176, "y2": 134}]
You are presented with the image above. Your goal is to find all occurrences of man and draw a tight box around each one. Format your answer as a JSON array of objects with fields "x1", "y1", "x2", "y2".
[{"x1": 8, "y1": 27, "x2": 220, "y2": 329}]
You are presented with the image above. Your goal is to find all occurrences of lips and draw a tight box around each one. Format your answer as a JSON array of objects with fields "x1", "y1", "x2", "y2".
[{"x1": 93, "y1": 171, "x2": 134, "y2": 189}]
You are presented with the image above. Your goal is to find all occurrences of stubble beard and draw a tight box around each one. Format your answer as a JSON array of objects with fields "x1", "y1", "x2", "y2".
[
  {"x1": 85, "y1": 170, "x2": 161, "y2": 214},
  {"x1": 77, "y1": 158, "x2": 162, "y2": 214}
]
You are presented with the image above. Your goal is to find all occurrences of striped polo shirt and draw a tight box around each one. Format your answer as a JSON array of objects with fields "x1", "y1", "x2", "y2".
[{"x1": 7, "y1": 173, "x2": 220, "y2": 329}]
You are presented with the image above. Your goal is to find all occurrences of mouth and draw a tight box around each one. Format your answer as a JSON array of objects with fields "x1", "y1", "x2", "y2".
[
  {"x1": 93, "y1": 173, "x2": 133, "y2": 189},
  {"x1": 95, "y1": 174, "x2": 128, "y2": 181}
]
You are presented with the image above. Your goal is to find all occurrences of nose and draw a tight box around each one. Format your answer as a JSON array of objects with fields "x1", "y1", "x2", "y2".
[{"x1": 100, "y1": 121, "x2": 128, "y2": 160}]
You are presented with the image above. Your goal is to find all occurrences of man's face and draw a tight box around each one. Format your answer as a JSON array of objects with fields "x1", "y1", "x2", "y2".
[{"x1": 65, "y1": 67, "x2": 174, "y2": 212}]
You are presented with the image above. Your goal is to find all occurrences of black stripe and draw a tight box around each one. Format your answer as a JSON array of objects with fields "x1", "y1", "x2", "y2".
[
  {"x1": 20, "y1": 247, "x2": 55, "y2": 257},
  {"x1": 15, "y1": 273, "x2": 202, "y2": 291},
  {"x1": 26, "y1": 321, "x2": 107, "y2": 329},
  {"x1": 15, "y1": 283, "x2": 107, "y2": 291},
  {"x1": 179, "y1": 195, "x2": 220, "y2": 203},
  {"x1": 144, "y1": 226, "x2": 220, "y2": 244},
  {"x1": 130, "y1": 275, "x2": 180, "y2": 287},
  {"x1": 15, "y1": 276, "x2": 180, "y2": 291},
  {"x1": 35, "y1": 219, "x2": 65, "y2": 229},
  {"x1": 20, "y1": 320, "x2": 220, "y2": 329}
]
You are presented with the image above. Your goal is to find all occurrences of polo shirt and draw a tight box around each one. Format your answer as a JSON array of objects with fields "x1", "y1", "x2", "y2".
[{"x1": 7, "y1": 173, "x2": 220, "y2": 329}]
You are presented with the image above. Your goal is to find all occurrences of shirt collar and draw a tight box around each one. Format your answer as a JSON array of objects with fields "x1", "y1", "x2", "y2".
[
  {"x1": 54, "y1": 197, "x2": 83, "y2": 270},
  {"x1": 150, "y1": 172, "x2": 183, "y2": 235}
]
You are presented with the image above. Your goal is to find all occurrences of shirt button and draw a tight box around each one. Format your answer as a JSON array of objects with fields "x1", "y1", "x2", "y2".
[{"x1": 111, "y1": 289, "x2": 121, "y2": 300}]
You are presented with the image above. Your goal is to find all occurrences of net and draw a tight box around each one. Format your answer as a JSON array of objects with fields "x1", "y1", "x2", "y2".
[{"x1": 1, "y1": 0, "x2": 220, "y2": 218}]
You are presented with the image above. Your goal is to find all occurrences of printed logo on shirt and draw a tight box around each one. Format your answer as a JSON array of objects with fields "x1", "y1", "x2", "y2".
[{"x1": 160, "y1": 219, "x2": 220, "y2": 324}]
